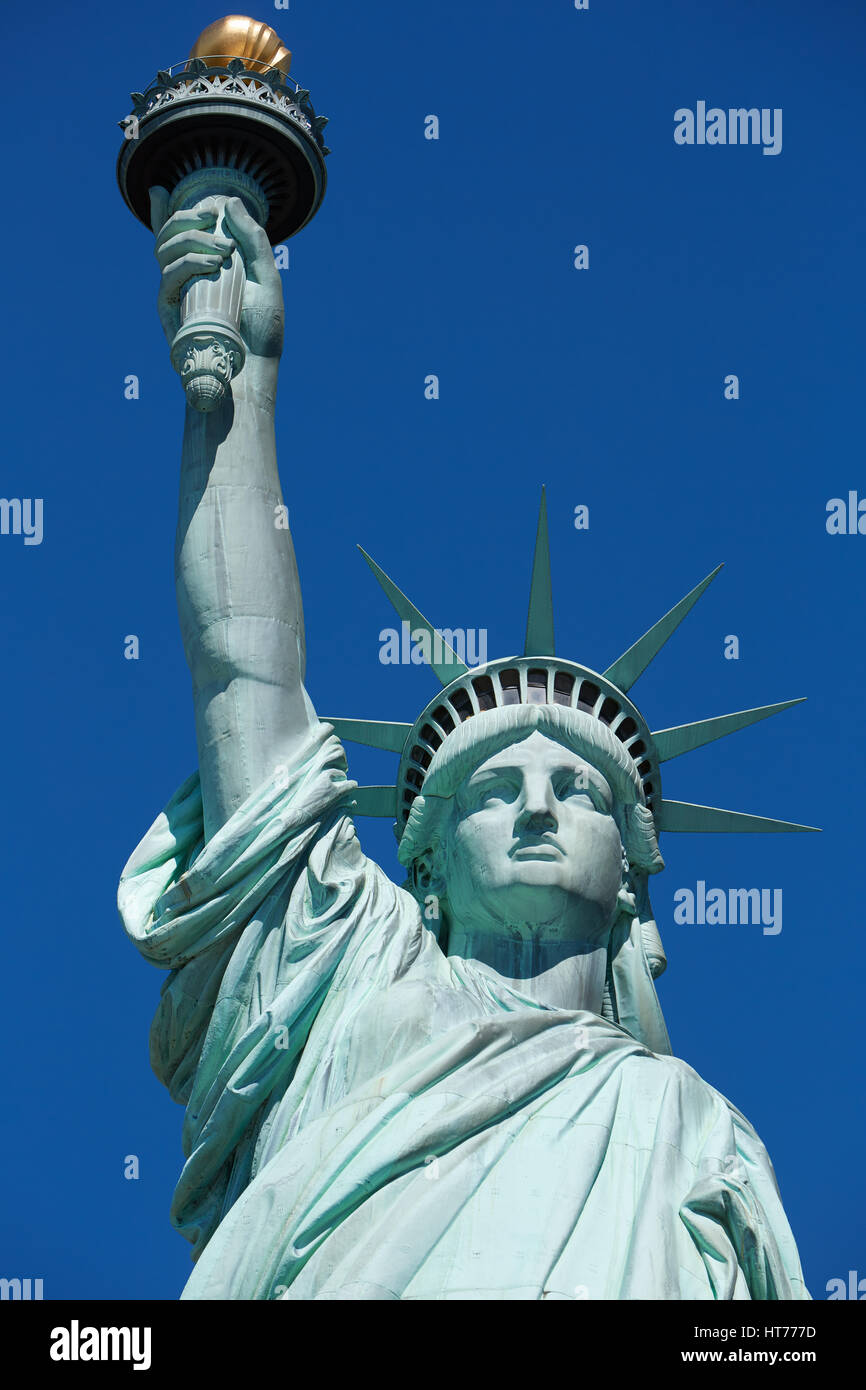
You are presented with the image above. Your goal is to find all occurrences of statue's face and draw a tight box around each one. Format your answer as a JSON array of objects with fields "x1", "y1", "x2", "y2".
[{"x1": 440, "y1": 731, "x2": 624, "y2": 941}]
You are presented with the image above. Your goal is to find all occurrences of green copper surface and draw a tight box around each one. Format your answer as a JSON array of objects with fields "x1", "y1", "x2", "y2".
[
  {"x1": 603, "y1": 564, "x2": 723, "y2": 692},
  {"x1": 118, "y1": 143, "x2": 812, "y2": 1302},
  {"x1": 656, "y1": 800, "x2": 819, "y2": 835},
  {"x1": 323, "y1": 718, "x2": 412, "y2": 753},
  {"x1": 523, "y1": 486, "x2": 555, "y2": 656},
  {"x1": 653, "y1": 698, "x2": 806, "y2": 762},
  {"x1": 358, "y1": 547, "x2": 468, "y2": 685}
]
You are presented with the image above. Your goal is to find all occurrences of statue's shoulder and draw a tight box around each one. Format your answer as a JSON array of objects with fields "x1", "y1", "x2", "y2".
[
  {"x1": 619, "y1": 1043, "x2": 733, "y2": 1110},
  {"x1": 619, "y1": 1045, "x2": 773, "y2": 1157},
  {"x1": 581, "y1": 1019, "x2": 725, "y2": 1106}
]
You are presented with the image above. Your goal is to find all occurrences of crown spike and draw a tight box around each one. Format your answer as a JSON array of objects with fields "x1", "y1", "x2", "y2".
[
  {"x1": 653, "y1": 698, "x2": 805, "y2": 763},
  {"x1": 358, "y1": 548, "x2": 469, "y2": 686},
  {"x1": 656, "y1": 800, "x2": 819, "y2": 834},
  {"x1": 604, "y1": 565, "x2": 723, "y2": 693},
  {"x1": 349, "y1": 786, "x2": 398, "y2": 817},
  {"x1": 523, "y1": 486, "x2": 555, "y2": 657},
  {"x1": 322, "y1": 717, "x2": 411, "y2": 753}
]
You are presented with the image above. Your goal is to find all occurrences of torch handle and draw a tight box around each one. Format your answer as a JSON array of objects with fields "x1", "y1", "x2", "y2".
[{"x1": 169, "y1": 197, "x2": 248, "y2": 413}]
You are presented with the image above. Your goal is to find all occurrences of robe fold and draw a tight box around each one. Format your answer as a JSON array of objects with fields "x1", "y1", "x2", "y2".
[{"x1": 119, "y1": 723, "x2": 809, "y2": 1300}]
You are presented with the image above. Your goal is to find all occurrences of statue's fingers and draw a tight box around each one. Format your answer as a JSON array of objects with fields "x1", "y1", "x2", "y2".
[
  {"x1": 159, "y1": 252, "x2": 225, "y2": 301},
  {"x1": 222, "y1": 198, "x2": 273, "y2": 281},
  {"x1": 156, "y1": 230, "x2": 235, "y2": 271},
  {"x1": 155, "y1": 200, "x2": 220, "y2": 254}
]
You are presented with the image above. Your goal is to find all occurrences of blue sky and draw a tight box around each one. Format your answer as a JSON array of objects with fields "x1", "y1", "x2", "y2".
[{"x1": 1, "y1": 0, "x2": 863, "y2": 1299}]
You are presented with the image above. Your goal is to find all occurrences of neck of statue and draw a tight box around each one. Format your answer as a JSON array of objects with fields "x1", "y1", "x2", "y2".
[{"x1": 446, "y1": 926, "x2": 608, "y2": 1013}]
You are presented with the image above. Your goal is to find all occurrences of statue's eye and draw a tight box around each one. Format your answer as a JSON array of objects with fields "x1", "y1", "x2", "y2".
[
  {"x1": 556, "y1": 774, "x2": 595, "y2": 803},
  {"x1": 464, "y1": 777, "x2": 517, "y2": 809},
  {"x1": 480, "y1": 780, "x2": 516, "y2": 803}
]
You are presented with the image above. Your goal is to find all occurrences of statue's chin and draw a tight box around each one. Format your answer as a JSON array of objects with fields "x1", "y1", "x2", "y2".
[
  {"x1": 497, "y1": 858, "x2": 584, "y2": 904},
  {"x1": 450, "y1": 875, "x2": 609, "y2": 943},
  {"x1": 508, "y1": 857, "x2": 570, "y2": 881}
]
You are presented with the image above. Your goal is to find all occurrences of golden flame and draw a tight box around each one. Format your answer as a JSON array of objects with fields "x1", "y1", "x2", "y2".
[{"x1": 188, "y1": 15, "x2": 292, "y2": 77}]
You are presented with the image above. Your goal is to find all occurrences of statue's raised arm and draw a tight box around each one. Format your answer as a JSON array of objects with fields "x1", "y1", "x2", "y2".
[
  {"x1": 151, "y1": 188, "x2": 315, "y2": 840},
  {"x1": 119, "y1": 22, "x2": 813, "y2": 1305}
]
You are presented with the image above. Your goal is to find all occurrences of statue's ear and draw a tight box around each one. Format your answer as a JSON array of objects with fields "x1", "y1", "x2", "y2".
[
  {"x1": 412, "y1": 852, "x2": 447, "y2": 901},
  {"x1": 412, "y1": 854, "x2": 433, "y2": 894}
]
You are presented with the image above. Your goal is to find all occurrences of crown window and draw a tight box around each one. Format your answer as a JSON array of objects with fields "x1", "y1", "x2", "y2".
[
  {"x1": 499, "y1": 669, "x2": 521, "y2": 705},
  {"x1": 472, "y1": 675, "x2": 496, "y2": 710},
  {"x1": 450, "y1": 689, "x2": 473, "y2": 722},
  {"x1": 577, "y1": 680, "x2": 600, "y2": 713},
  {"x1": 599, "y1": 697, "x2": 619, "y2": 725},
  {"x1": 432, "y1": 706, "x2": 455, "y2": 734},
  {"x1": 553, "y1": 672, "x2": 574, "y2": 705},
  {"x1": 527, "y1": 669, "x2": 548, "y2": 703}
]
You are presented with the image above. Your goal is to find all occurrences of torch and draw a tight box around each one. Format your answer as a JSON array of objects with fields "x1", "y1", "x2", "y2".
[{"x1": 116, "y1": 15, "x2": 329, "y2": 410}]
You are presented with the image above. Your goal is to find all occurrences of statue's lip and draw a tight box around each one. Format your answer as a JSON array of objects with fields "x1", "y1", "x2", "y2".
[{"x1": 510, "y1": 839, "x2": 564, "y2": 860}]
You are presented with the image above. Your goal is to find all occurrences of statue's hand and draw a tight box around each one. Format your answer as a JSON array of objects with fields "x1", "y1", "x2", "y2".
[{"x1": 150, "y1": 187, "x2": 284, "y2": 368}]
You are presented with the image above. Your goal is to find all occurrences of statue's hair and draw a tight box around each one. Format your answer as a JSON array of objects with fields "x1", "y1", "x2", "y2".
[{"x1": 397, "y1": 702, "x2": 665, "y2": 878}]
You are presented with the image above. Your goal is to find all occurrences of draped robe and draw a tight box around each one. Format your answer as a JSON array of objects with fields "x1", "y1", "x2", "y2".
[{"x1": 119, "y1": 723, "x2": 809, "y2": 1301}]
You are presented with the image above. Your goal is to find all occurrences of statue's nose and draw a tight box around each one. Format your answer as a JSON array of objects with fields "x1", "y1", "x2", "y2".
[
  {"x1": 516, "y1": 781, "x2": 558, "y2": 833},
  {"x1": 519, "y1": 806, "x2": 557, "y2": 834}
]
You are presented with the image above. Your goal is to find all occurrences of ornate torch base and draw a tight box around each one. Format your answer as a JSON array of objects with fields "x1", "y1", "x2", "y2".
[{"x1": 116, "y1": 19, "x2": 329, "y2": 410}]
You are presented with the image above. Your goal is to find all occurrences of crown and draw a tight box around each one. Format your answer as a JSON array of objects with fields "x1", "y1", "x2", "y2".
[{"x1": 322, "y1": 490, "x2": 818, "y2": 841}]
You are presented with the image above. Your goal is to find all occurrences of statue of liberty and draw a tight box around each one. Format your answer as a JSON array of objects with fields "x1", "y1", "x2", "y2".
[{"x1": 117, "y1": 20, "x2": 812, "y2": 1301}]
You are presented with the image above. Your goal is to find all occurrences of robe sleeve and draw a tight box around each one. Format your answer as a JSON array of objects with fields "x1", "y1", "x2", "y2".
[
  {"x1": 117, "y1": 720, "x2": 395, "y2": 1256},
  {"x1": 679, "y1": 1089, "x2": 810, "y2": 1300}
]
